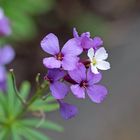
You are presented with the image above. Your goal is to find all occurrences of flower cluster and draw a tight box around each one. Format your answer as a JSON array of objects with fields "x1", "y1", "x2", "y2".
[
  {"x1": 40, "y1": 28, "x2": 110, "y2": 119},
  {"x1": 0, "y1": 8, "x2": 14, "y2": 91}
]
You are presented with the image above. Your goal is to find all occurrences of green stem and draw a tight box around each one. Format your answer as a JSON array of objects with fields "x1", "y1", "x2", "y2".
[
  {"x1": 35, "y1": 73, "x2": 41, "y2": 88},
  {"x1": 16, "y1": 82, "x2": 49, "y2": 119},
  {"x1": 9, "y1": 69, "x2": 26, "y2": 105},
  {"x1": 10, "y1": 69, "x2": 49, "y2": 119}
]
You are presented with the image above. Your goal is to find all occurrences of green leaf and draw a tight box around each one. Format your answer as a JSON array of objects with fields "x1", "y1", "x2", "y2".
[
  {"x1": 29, "y1": 95, "x2": 59, "y2": 112},
  {"x1": 0, "y1": 126, "x2": 11, "y2": 140},
  {"x1": 2, "y1": 0, "x2": 55, "y2": 15},
  {"x1": 45, "y1": 96, "x2": 56, "y2": 103},
  {"x1": 7, "y1": 73, "x2": 15, "y2": 97},
  {"x1": 1, "y1": 1, "x2": 37, "y2": 41},
  {"x1": 16, "y1": 0, "x2": 55, "y2": 14},
  {"x1": 0, "y1": 91, "x2": 7, "y2": 118},
  {"x1": 0, "y1": 73, "x2": 63, "y2": 140},
  {"x1": 19, "y1": 126, "x2": 51, "y2": 140},
  {"x1": 14, "y1": 81, "x2": 31, "y2": 115},
  {"x1": 11, "y1": 125, "x2": 22, "y2": 140},
  {"x1": 20, "y1": 119, "x2": 63, "y2": 132},
  {"x1": 30, "y1": 103, "x2": 59, "y2": 112},
  {"x1": 0, "y1": 0, "x2": 56, "y2": 41},
  {"x1": 0, "y1": 129, "x2": 7, "y2": 140},
  {"x1": 40, "y1": 120, "x2": 63, "y2": 132},
  {"x1": 7, "y1": 73, "x2": 16, "y2": 116},
  {"x1": 10, "y1": 12, "x2": 37, "y2": 40},
  {"x1": 19, "y1": 81, "x2": 30, "y2": 100}
]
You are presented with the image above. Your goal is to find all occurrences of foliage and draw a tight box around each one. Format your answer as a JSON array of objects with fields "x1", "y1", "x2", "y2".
[
  {"x1": 0, "y1": 0, "x2": 55, "y2": 41},
  {"x1": 0, "y1": 73, "x2": 63, "y2": 140}
]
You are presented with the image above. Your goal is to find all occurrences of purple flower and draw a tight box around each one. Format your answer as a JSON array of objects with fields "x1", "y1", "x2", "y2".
[
  {"x1": 0, "y1": 8, "x2": 11, "y2": 37},
  {"x1": 73, "y1": 28, "x2": 93, "y2": 50},
  {"x1": 58, "y1": 100, "x2": 78, "y2": 120},
  {"x1": 73, "y1": 28, "x2": 103, "y2": 51},
  {"x1": 0, "y1": 80, "x2": 6, "y2": 91},
  {"x1": 41, "y1": 33, "x2": 82, "y2": 70},
  {"x1": 68, "y1": 63, "x2": 108, "y2": 103},
  {"x1": 0, "y1": 45, "x2": 15, "y2": 91},
  {"x1": 0, "y1": 45, "x2": 15, "y2": 65},
  {"x1": 0, "y1": 66, "x2": 6, "y2": 91},
  {"x1": 45, "y1": 69, "x2": 69, "y2": 99}
]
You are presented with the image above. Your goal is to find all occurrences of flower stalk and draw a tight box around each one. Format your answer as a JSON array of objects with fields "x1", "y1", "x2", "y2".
[
  {"x1": 9, "y1": 69, "x2": 27, "y2": 105},
  {"x1": 9, "y1": 69, "x2": 49, "y2": 119}
]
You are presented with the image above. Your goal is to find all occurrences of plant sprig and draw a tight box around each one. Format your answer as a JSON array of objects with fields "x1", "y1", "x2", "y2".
[{"x1": 0, "y1": 71, "x2": 63, "y2": 140}]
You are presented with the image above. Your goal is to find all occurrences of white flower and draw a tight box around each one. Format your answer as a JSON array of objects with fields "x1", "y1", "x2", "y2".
[{"x1": 87, "y1": 47, "x2": 110, "y2": 74}]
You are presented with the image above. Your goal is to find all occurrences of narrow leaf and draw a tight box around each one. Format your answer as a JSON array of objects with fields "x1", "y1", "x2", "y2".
[
  {"x1": 20, "y1": 119, "x2": 63, "y2": 132},
  {"x1": 19, "y1": 127, "x2": 51, "y2": 140}
]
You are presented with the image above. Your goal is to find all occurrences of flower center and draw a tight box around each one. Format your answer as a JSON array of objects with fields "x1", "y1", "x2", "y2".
[
  {"x1": 80, "y1": 81, "x2": 88, "y2": 88},
  {"x1": 92, "y1": 57, "x2": 97, "y2": 65},
  {"x1": 44, "y1": 75, "x2": 53, "y2": 83},
  {"x1": 56, "y1": 52, "x2": 64, "y2": 61}
]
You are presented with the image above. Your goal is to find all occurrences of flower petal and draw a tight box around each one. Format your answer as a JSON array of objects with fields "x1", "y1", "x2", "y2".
[
  {"x1": 43, "y1": 57, "x2": 61, "y2": 69},
  {"x1": 81, "y1": 32, "x2": 90, "y2": 38},
  {"x1": 73, "y1": 27, "x2": 79, "y2": 38},
  {"x1": 96, "y1": 60, "x2": 110, "y2": 70},
  {"x1": 90, "y1": 65, "x2": 99, "y2": 74},
  {"x1": 87, "y1": 68, "x2": 102, "y2": 84},
  {"x1": 50, "y1": 81, "x2": 69, "y2": 99},
  {"x1": 93, "y1": 37, "x2": 103, "y2": 50},
  {"x1": 47, "y1": 69, "x2": 66, "y2": 81},
  {"x1": 0, "y1": 66, "x2": 6, "y2": 91},
  {"x1": 0, "y1": 80, "x2": 6, "y2": 91},
  {"x1": 62, "y1": 38, "x2": 83, "y2": 56},
  {"x1": 0, "y1": 66, "x2": 6, "y2": 81},
  {"x1": 0, "y1": 45, "x2": 15, "y2": 65},
  {"x1": 58, "y1": 100, "x2": 78, "y2": 120},
  {"x1": 87, "y1": 48, "x2": 94, "y2": 61},
  {"x1": 62, "y1": 55, "x2": 79, "y2": 70},
  {"x1": 87, "y1": 85, "x2": 108, "y2": 103},
  {"x1": 81, "y1": 36, "x2": 93, "y2": 49},
  {"x1": 71, "y1": 84, "x2": 85, "y2": 99},
  {"x1": 41, "y1": 33, "x2": 60, "y2": 55},
  {"x1": 0, "y1": 17, "x2": 11, "y2": 36},
  {"x1": 68, "y1": 63, "x2": 86, "y2": 83},
  {"x1": 95, "y1": 47, "x2": 108, "y2": 60}
]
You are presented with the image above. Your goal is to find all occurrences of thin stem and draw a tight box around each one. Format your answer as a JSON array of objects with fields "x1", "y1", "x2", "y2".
[
  {"x1": 35, "y1": 73, "x2": 41, "y2": 88},
  {"x1": 16, "y1": 81, "x2": 49, "y2": 119},
  {"x1": 9, "y1": 69, "x2": 49, "y2": 119},
  {"x1": 16, "y1": 89, "x2": 40, "y2": 119},
  {"x1": 34, "y1": 110, "x2": 46, "y2": 128},
  {"x1": 9, "y1": 69, "x2": 26, "y2": 105}
]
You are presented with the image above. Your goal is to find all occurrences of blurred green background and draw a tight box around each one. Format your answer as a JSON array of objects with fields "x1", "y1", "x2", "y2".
[{"x1": 1, "y1": 0, "x2": 140, "y2": 140}]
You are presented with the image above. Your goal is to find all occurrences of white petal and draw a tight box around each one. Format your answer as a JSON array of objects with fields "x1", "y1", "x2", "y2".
[
  {"x1": 91, "y1": 65, "x2": 99, "y2": 74},
  {"x1": 95, "y1": 47, "x2": 108, "y2": 60},
  {"x1": 96, "y1": 61, "x2": 110, "y2": 70},
  {"x1": 87, "y1": 48, "x2": 94, "y2": 61}
]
